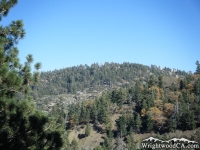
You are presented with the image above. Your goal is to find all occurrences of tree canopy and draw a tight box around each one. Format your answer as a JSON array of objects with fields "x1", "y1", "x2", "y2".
[{"x1": 0, "y1": 0, "x2": 65, "y2": 149}]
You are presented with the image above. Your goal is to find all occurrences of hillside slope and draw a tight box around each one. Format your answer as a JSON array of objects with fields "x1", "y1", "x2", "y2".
[{"x1": 31, "y1": 62, "x2": 187, "y2": 98}]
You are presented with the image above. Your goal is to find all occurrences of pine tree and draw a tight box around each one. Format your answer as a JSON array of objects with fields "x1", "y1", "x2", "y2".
[
  {"x1": 127, "y1": 131, "x2": 136, "y2": 150},
  {"x1": 195, "y1": 61, "x2": 200, "y2": 74},
  {"x1": 91, "y1": 103, "x2": 98, "y2": 123},
  {"x1": 94, "y1": 145, "x2": 105, "y2": 150},
  {"x1": 146, "y1": 115, "x2": 153, "y2": 132},
  {"x1": 70, "y1": 139, "x2": 78, "y2": 150},
  {"x1": 179, "y1": 80, "x2": 185, "y2": 90},
  {"x1": 0, "y1": 1, "x2": 65, "y2": 149},
  {"x1": 135, "y1": 114, "x2": 142, "y2": 133},
  {"x1": 158, "y1": 75, "x2": 163, "y2": 88},
  {"x1": 107, "y1": 123, "x2": 113, "y2": 139},
  {"x1": 148, "y1": 75, "x2": 158, "y2": 87},
  {"x1": 111, "y1": 88, "x2": 126, "y2": 108},
  {"x1": 180, "y1": 111, "x2": 196, "y2": 130},
  {"x1": 103, "y1": 137, "x2": 113, "y2": 150},
  {"x1": 101, "y1": 107, "x2": 109, "y2": 124},
  {"x1": 168, "y1": 116, "x2": 177, "y2": 132},
  {"x1": 194, "y1": 78, "x2": 200, "y2": 96},
  {"x1": 118, "y1": 114, "x2": 127, "y2": 137},
  {"x1": 142, "y1": 99, "x2": 148, "y2": 110},
  {"x1": 85, "y1": 123, "x2": 91, "y2": 137}
]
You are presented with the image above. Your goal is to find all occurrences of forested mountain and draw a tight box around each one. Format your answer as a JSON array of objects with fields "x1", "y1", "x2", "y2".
[
  {"x1": 31, "y1": 62, "x2": 188, "y2": 98},
  {"x1": 1, "y1": 1, "x2": 200, "y2": 149},
  {"x1": 32, "y1": 60, "x2": 200, "y2": 149},
  {"x1": 63, "y1": 63, "x2": 200, "y2": 149}
]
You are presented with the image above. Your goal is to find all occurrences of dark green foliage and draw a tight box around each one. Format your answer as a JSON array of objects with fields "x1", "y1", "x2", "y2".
[
  {"x1": 70, "y1": 139, "x2": 78, "y2": 150},
  {"x1": 0, "y1": 1, "x2": 65, "y2": 149},
  {"x1": 94, "y1": 145, "x2": 105, "y2": 150},
  {"x1": 85, "y1": 123, "x2": 91, "y2": 136},
  {"x1": 195, "y1": 61, "x2": 200, "y2": 74},
  {"x1": 127, "y1": 132, "x2": 136, "y2": 150},
  {"x1": 158, "y1": 75, "x2": 163, "y2": 88},
  {"x1": 194, "y1": 78, "x2": 200, "y2": 96},
  {"x1": 179, "y1": 80, "x2": 185, "y2": 90},
  {"x1": 111, "y1": 88, "x2": 126, "y2": 107},
  {"x1": 117, "y1": 114, "x2": 127, "y2": 137},
  {"x1": 194, "y1": 104, "x2": 200, "y2": 122},
  {"x1": 141, "y1": 99, "x2": 148, "y2": 110},
  {"x1": 31, "y1": 62, "x2": 187, "y2": 97},
  {"x1": 65, "y1": 62, "x2": 200, "y2": 148},
  {"x1": 0, "y1": 0, "x2": 18, "y2": 21},
  {"x1": 67, "y1": 93, "x2": 111, "y2": 128},
  {"x1": 135, "y1": 113, "x2": 142, "y2": 133},
  {"x1": 168, "y1": 116, "x2": 177, "y2": 132},
  {"x1": 133, "y1": 81, "x2": 142, "y2": 102},
  {"x1": 106, "y1": 123, "x2": 113, "y2": 139},
  {"x1": 180, "y1": 111, "x2": 196, "y2": 130},
  {"x1": 146, "y1": 115, "x2": 153, "y2": 132},
  {"x1": 146, "y1": 96, "x2": 154, "y2": 109},
  {"x1": 148, "y1": 75, "x2": 158, "y2": 87},
  {"x1": 102, "y1": 137, "x2": 113, "y2": 150},
  {"x1": 0, "y1": 97, "x2": 64, "y2": 149},
  {"x1": 170, "y1": 82, "x2": 177, "y2": 91}
]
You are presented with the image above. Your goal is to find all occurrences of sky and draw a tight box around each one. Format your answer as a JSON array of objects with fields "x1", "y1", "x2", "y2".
[{"x1": 1, "y1": 0, "x2": 200, "y2": 72}]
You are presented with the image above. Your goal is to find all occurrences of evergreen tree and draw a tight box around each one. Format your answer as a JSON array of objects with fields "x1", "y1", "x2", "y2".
[
  {"x1": 194, "y1": 78, "x2": 200, "y2": 96},
  {"x1": 158, "y1": 75, "x2": 163, "y2": 88},
  {"x1": 111, "y1": 88, "x2": 126, "y2": 108},
  {"x1": 180, "y1": 111, "x2": 196, "y2": 130},
  {"x1": 103, "y1": 137, "x2": 113, "y2": 150},
  {"x1": 118, "y1": 115, "x2": 127, "y2": 137},
  {"x1": 91, "y1": 103, "x2": 98, "y2": 123},
  {"x1": 0, "y1": 1, "x2": 65, "y2": 149},
  {"x1": 74, "y1": 113, "x2": 80, "y2": 128},
  {"x1": 168, "y1": 116, "x2": 177, "y2": 132},
  {"x1": 134, "y1": 81, "x2": 142, "y2": 102},
  {"x1": 85, "y1": 123, "x2": 91, "y2": 137},
  {"x1": 127, "y1": 132, "x2": 136, "y2": 150},
  {"x1": 146, "y1": 115, "x2": 153, "y2": 132},
  {"x1": 135, "y1": 114, "x2": 142, "y2": 133},
  {"x1": 80, "y1": 102, "x2": 87, "y2": 123},
  {"x1": 195, "y1": 61, "x2": 200, "y2": 74},
  {"x1": 94, "y1": 145, "x2": 105, "y2": 150},
  {"x1": 179, "y1": 80, "x2": 185, "y2": 90},
  {"x1": 70, "y1": 139, "x2": 78, "y2": 150},
  {"x1": 107, "y1": 123, "x2": 113, "y2": 139},
  {"x1": 141, "y1": 99, "x2": 148, "y2": 110},
  {"x1": 101, "y1": 107, "x2": 109, "y2": 124},
  {"x1": 148, "y1": 75, "x2": 158, "y2": 87}
]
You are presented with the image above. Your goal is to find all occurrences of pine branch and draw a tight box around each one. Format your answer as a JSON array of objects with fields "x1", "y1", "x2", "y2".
[
  {"x1": 0, "y1": 0, "x2": 17, "y2": 16},
  {"x1": 7, "y1": 127, "x2": 32, "y2": 143},
  {"x1": 0, "y1": 8, "x2": 6, "y2": 15},
  {"x1": 0, "y1": 87, "x2": 19, "y2": 92},
  {"x1": 44, "y1": 125, "x2": 51, "y2": 131}
]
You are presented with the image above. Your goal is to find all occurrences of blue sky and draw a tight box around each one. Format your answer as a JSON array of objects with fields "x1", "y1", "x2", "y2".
[{"x1": 2, "y1": 0, "x2": 200, "y2": 72}]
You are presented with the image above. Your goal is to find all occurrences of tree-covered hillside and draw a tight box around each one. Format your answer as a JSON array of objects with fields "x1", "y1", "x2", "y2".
[
  {"x1": 31, "y1": 62, "x2": 188, "y2": 98},
  {"x1": 64, "y1": 63, "x2": 200, "y2": 149},
  {"x1": 1, "y1": 1, "x2": 200, "y2": 150}
]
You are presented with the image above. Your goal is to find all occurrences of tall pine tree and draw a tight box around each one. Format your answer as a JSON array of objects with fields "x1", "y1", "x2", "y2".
[{"x1": 0, "y1": 1, "x2": 65, "y2": 149}]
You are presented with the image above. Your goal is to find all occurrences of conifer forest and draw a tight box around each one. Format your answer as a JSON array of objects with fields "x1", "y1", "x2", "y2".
[{"x1": 0, "y1": 1, "x2": 200, "y2": 150}]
